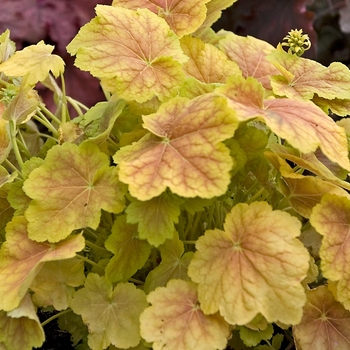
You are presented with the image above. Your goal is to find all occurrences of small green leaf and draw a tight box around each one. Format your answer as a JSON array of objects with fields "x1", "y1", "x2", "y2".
[
  {"x1": 71, "y1": 273, "x2": 148, "y2": 349},
  {"x1": 126, "y1": 192, "x2": 182, "y2": 247},
  {"x1": 105, "y1": 215, "x2": 151, "y2": 283}
]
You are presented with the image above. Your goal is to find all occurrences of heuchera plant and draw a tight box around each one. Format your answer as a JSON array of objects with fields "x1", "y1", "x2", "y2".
[{"x1": 2, "y1": 1, "x2": 350, "y2": 349}]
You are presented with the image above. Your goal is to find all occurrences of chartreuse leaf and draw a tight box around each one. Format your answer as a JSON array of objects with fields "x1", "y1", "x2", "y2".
[
  {"x1": 0, "y1": 294, "x2": 45, "y2": 350},
  {"x1": 58, "y1": 312, "x2": 88, "y2": 347},
  {"x1": 0, "y1": 117, "x2": 11, "y2": 163},
  {"x1": 293, "y1": 286, "x2": 350, "y2": 350},
  {"x1": 114, "y1": 93, "x2": 238, "y2": 200},
  {"x1": 0, "y1": 29, "x2": 15, "y2": 64},
  {"x1": 71, "y1": 273, "x2": 148, "y2": 349},
  {"x1": 218, "y1": 33, "x2": 280, "y2": 89},
  {"x1": 140, "y1": 279, "x2": 230, "y2": 350},
  {"x1": 144, "y1": 233, "x2": 194, "y2": 293},
  {"x1": 0, "y1": 41, "x2": 65, "y2": 86},
  {"x1": 180, "y1": 36, "x2": 240, "y2": 83},
  {"x1": 188, "y1": 201, "x2": 309, "y2": 325},
  {"x1": 0, "y1": 187, "x2": 14, "y2": 241},
  {"x1": 30, "y1": 258, "x2": 85, "y2": 310},
  {"x1": 126, "y1": 192, "x2": 182, "y2": 247},
  {"x1": 197, "y1": 0, "x2": 237, "y2": 32},
  {"x1": 112, "y1": 0, "x2": 210, "y2": 37},
  {"x1": 0, "y1": 216, "x2": 84, "y2": 311},
  {"x1": 23, "y1": 142, "x2": 125, "y2": 242},
  {"x1": 238, "y1": 323, "x2": 274, "y2": 347},
  {"x1": 2, "y1": 87, "x2": 40, "y2": 124},
  {"x1": 310, "y1": 194, "x2": 350, "y2": 310},
  {"x1": 67, "y1": 5, "x2": 187, "y2": 103},
  {"x1": 265, "y1": 151, "x2": 350, "y2": 218},
  {"x1": 268, "y1": 49, "x2": 350, "y2": 100},
  {"x1": 104, "y1": 215, "x2": 151, "y2": 283},
  {"x1": 217, "y1": 75, "x2": 350, "y2": 171}
]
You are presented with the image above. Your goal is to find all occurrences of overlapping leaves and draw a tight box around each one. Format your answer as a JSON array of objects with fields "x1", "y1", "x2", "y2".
[
  {"x1": 217, "y1": 75, "x2": 350, "y2": 171},
  {"x1": 23, "y1": 142, "x2": 125, "y2": 242},
  {"x1": 67, "y1": 5, "x2": 188, "y2": 103},
  {"x1": 114, "y1": 93, "x2": 238, "y2": 200},
  {"x1": 188, "y1": 201, "x2": 309, "y2": 325}
]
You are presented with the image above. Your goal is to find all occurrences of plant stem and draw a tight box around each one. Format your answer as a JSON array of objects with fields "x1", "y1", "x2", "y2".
[
  {"x1": 33, "y1": 112, "x2": 59, "y2": 138},
  {"x1": 76, "y1": 254, "x2": 105, "y2": 274},
  {"x1": 66, "y1": 96, "x2": 88, "y2": 116},
  {"x1": 38, "y1": 105, "x2": 62, "y2": 126},
  {"x1": 128, "y1": 277, "x2": 144, "y2": 285},
  {"x1": 41, "y1": 309, "x2": 72, "y2": 327},
  {"x1": 85, "y1": 240, "x2": 110, "y2": 255},
  {"x1": 8, "y1": 120, "x2": 24, "y2": 168},
  {"x1": 60, "y1": 73, "x2": 68, "y2": 123},
  {"x1": 3, "y1": 159, "x2": 23, "y2": 178},
  {"x1": 182, "y1": 240, "x2": 196, "y2": 244}
]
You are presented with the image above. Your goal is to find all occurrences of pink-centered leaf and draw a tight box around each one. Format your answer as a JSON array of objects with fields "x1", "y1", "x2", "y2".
[
  {"x1": 188, "y1": 201, "x2": 309, "y2": 325},
  {"x1": 293, "y1": 286, "x2": 350, "y2": 350},
  {"x1": 67, "y1": 5, "x2": 188, "y2": 103},
  {"x1": 114, "y1": 93, "x2": 238, "y2": 200},
  {"x1": 23, "y1": 142, "x2": 125, "y2": 242},
  {"x1": 140, "y1": 279, "x2": 230, "y2": 350},
  {"x1": 112, "y1": 0, "x2": 210, "y2": 37},
  {"x1": 217, "y1": 75, "x2": 350, "y2": 171},
  {"x1": 268, "y1": 49, "x2": 350, "y2": 100},
  {"x1": 0, "y1": 216, "x2": 85, "y2": 311},
  {"x1": 219, "y1": 32, "x2": 280, "y2": 89},
  {"x1": 310, "y1": 194, "x2": 350, "y2": 311}
]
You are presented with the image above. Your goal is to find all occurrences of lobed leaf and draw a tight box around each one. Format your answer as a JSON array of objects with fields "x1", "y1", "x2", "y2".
[
  {"x1": 23, "y1": 142, "x2": 125, "y2": 242},
  {"x1": 140, "y1": 279, "x2": 230, "y2": 350},
  {"x1": 293, "y1": 286, "x2": 350, "y2": 350},
  {"x1": 144, "y1": 233, "x2": 193, "y2": 293},
  {"x1": 217, "y1": 75, "x2": 350, "y2": 171},
  {"x1": 0, "y1": 41, "x2": 65, "y2": 85},
  {"x1": 71, "y1": 273, "x2": 148, "y2": 349},
  {"x1": 268, "y1": 49, "x2": 350, "y2": 100},
  {"x1": 0, "y1": 294, "x2": 45, "y2": 350},
  {"x1": 0, "y1": 216, "x2": 84, "y2": 311},
  {"x1": 67, "y1": 5, "x2": 188, "y2": 103},
  {"x1": 30, "y1": 258, "x2": 85, "y2": 310},
  {"x1": 180, "y1": 35, "x2": 240, "y2": 84},
  {"x1": 114, "y1": 93, "x2": 238, "y2": 200},
  {"x1": 112, "y1": 0, "x2": 210, "y2": 37},
  {"x1": 188, "y1": 201, "x2": 309, "y2": 325},
  {"x1": 105, "y1": 215, "x2": 151, "y2": 283},
  {"x1": 0, "y1": 116, "x2": 11, "y2": 163},
  {"x1": 310, "y1": 194, "x2": 350, "y2": 310},
  {"x1": 218, "y1": 32, "x2": 280, "y2": 89},
  {"x1": 126, "y1": 192, "x2": 182, "y2": 246}
]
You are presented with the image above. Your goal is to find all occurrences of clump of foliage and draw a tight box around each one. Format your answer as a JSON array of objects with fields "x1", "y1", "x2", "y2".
[{"x1": 1, "y1": 1, "x2": 350, "y2": 349}]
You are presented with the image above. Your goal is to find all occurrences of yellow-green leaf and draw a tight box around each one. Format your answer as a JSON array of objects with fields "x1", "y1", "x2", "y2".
[
  {"x1": 310, "y1": 194, "x2": 350, "y2": 310},
  {"x1": 105, "y1": 215, "x2": 151, "y2": 283},
  {"x1": 0, "y1": 294, "x2": 45, "y2": 350},
  {"x1": 144, "y1": 233, "x2": 193, "y2": 293},
  {"x1": 180, "y1": 35, "x2": 240, "y2": 83},
  {"x1": 0, "y1": 41, "x2": 65, "y2": 86},
  {"x1": 71, "y1": 273, "x2": 148, "y2": 349},
  {"x1": 0, "y1": 216, "x2": 85, "y2": 311},
  {"x1": 140, "y1": 279, "x2": 230, "y2": 350},
  {"x1": 126, "y1": 192, "x2": 182, "y2": 247},
  {"x1": 217, "y1": 75, "x2": 350, "y2": 170},
  {"x1": 30, "y1": 258, "x2": 85, "y2": 310},
  {"x1": 268, "y1": 49, "x2": 350, "y2": 100},
  {"x1": 0, "y1": 116, "x2": 11, "y2": 163},
  {"x1": 114, "y1": 93, "x2": 238, "y2": 200},
  {"x1": 23, "y1": 142, "x2": 125, "y2": 242},
  {"x1": 67, "y1": 6, "x2": 187, "y2": 103},
  {"x1": 293, "y1": 286, "x2": 350, "y2": 350},
  {"x1": 112, "y1": 0, "x2": 210, "y2": 37},
  {"x1": 188, "y1": 201, "x2": 309, "y2": 325}
]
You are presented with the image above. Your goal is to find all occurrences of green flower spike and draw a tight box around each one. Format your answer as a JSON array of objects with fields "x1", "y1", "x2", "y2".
[{"x1": 281, "y1": 29, "x2": 311, "y2": 56}]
